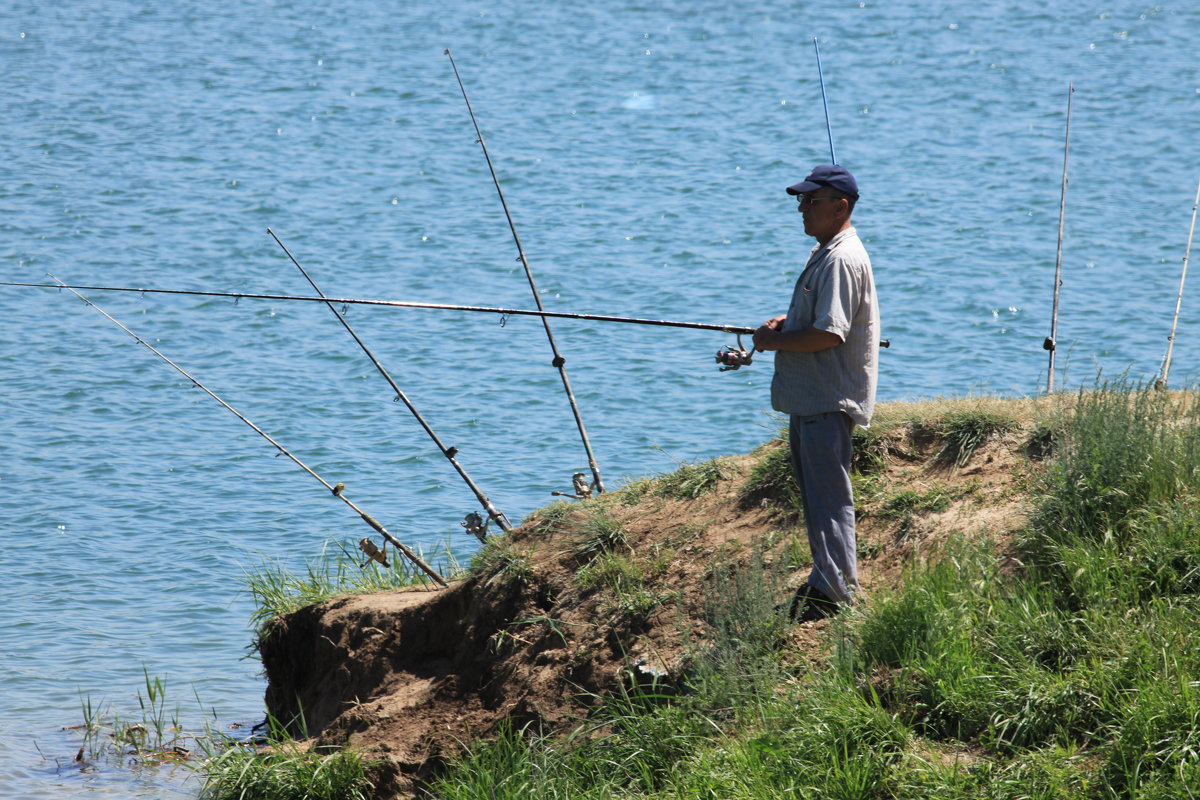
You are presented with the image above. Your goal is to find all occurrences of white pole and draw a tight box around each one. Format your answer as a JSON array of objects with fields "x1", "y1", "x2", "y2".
[{"x1": 1158, "y1": 177, "x2": 1200, "y2": 389}]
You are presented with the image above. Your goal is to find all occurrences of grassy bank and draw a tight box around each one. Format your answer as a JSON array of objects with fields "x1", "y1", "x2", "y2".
[
  {"x1": 428, "y1": 382, "x2": 1200, "y2": 800},
  {"x1": 227, "y1": 382, "x2": 1200, "y2": 799}
]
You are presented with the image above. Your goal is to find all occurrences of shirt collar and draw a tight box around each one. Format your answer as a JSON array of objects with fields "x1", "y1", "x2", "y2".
[
  {"x1": 807, "y1": 226, "x2": 857, "y2": 262},
  {"x1": 821, "y1": 226, "x2": 857, "y2": 251}
]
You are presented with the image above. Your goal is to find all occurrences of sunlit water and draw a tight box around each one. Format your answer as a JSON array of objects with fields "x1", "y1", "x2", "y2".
[{"x1": 2, "y1": 1, "x2": 1198, "y2": 797}]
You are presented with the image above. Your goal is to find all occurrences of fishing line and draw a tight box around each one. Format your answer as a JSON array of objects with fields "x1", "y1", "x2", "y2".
[
  {"x1": 266, "y1": 228, "x2": 512, "y2": 534},
  {"x1": 49, "y1": 275, "x2": 448, "y2": 587},
  {"x1": 1044, "y1": 83, "x2": 1073, "y2": 395},
  {"x1": 1157, "y1": 176, "x2": 1200, "y2": 389},
  {"x1": 444, "y1": 48, "x2": 606, "y2": 496}
]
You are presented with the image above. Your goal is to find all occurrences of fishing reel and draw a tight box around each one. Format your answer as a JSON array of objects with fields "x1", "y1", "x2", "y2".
[
  {"x1": 358, "y1": 537, "x2": 391, "y2": 569},
  {"x1": 716, "y1": 334, "x2": 754, "y2": 372},
  {"x1": 551, "y1": 472, "x2": 595, "y2": 501},
  {"x1": 462, "y1": 511, "x2": 490, "y2": 543}
]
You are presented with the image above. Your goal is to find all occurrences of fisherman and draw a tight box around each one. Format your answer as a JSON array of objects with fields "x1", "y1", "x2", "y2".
[{"x1": 752, "y1": 164, "x2": 880, "y2": 622}]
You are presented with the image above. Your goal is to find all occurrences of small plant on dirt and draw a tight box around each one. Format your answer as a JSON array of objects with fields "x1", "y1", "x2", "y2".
[
  {"x1": 615, "y1": 476, "x2": 657, "y2": 505},
  {"x1": 1024, "y1": 419, "x2": 1063, "y2": 460},
  {"x1": 931, "y1": 409, "x2": 1017, "y2": 467},
  {"x1": 653, "y1": 456, "x2": 733, "y2": 499},
  {"x1": 880, "y1": 486, "x2": 955, "y2": 519},
  {"x1": 701, "y1": 552, "x2": 791, "y2": 681},
  {"x1": 575, "y1": 552, "x2": 644, "y2": 592},
  {"x1": 491, "y1": 615, "x2": 586, "y2": 654},
  {"x1": 851, "y1": 470, "x2": 888, "y2": 512},
  {"x1": 852, "y1": 426, "x2": 895, "y2": 473},
  {"x1": 857, "y1": 541, "x2": 884, "y2": 559},
  {"x1": 607, "y1": 586, "x2": 672, "y2": 625},
  {"x1": 574, "y1": 551, "x2": 668, "y2": 624},
  {"x1": 739, "y1": 439, "x2": 805, "y2": 525},
  {"x1": 570, "y1": 509, "x2": 630, "y2": 560},
  {"x1": 873, "y1": 483, "x2": 967, "y2": 541},
  {"x1": 520, "y1": 500, "x2": 582, "y2": 535},
  {"x1": 471, "y1": 538, "x2": 534, "y2": 586},
  {"x1": 780, "y1": 535, "x2": 812, "y2": 570},
  {"x1": 518, "y1": 615, "x2": 579, "y2": 647}
]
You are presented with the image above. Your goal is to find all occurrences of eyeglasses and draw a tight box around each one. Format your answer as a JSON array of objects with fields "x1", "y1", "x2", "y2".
[{"x1": 796, "y1": 195, "x2": 840, "y2": 208}]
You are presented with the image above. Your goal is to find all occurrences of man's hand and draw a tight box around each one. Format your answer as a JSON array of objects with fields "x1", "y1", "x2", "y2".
[
  {"x1": 754, "y1": 315, "x2": 842, "y2": 353},
  {"x1": 753, "y1": 315, "x2": 787, "y2": 351}
]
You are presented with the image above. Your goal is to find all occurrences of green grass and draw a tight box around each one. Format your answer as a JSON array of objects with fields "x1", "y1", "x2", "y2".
[
  {"x1": 928, "y1": 408, "x2": 1018, "y2": 467},
  {"x1": 852, "y1": 424, "x2": 899, "y2": 473},
  {"x1": 569, "y1": 509, "x2": 630, "y2": 560},
  {"x1": 244, "y1": 539, "x2": 457, "y2": 639},
  {"x1": 615, "y1": 456, "x2": 735, "y2": 506},
  {"x1": 738, "y1": 439, "x2": 805, "y2": 524},
  {"x1": 520, "y1": 500, "x2": 581, "y2": 534},
  {"x1": 427, "y1": 383, "x2": 1200, "y2": 800},
  {"x1": 470, "y1": 537, "x2": 533, "y2": 586},
  {"x1": 1028, "y1": 380, "x2": 1200, "y2": 550},
  {"x1": 879, "y1": 485, "x2": 958, "y2": 518},
  {"x1": 573, "y1": 550, "x2": 674, "y2": 626},
  {"x1": 651, "y1": 456, "x2": 734, "y2": 499},
  {"x1": 199, "y1": 718, "x2": 372, "y2": 800},
  {"x1": 574, "y1": 551, "x2": 642, "y2": 590}
]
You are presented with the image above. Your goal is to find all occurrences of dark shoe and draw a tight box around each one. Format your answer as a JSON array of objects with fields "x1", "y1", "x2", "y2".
[{"x1": 788, "y1": 584, "x2": 840, "y2": 623}]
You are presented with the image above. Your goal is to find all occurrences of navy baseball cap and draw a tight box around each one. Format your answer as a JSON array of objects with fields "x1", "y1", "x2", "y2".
[{"x1": 786, "y1": 164, "x2": 859, "y2": 198}]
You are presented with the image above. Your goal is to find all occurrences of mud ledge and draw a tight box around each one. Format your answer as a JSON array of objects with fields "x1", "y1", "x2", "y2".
[{"x1": 258, "y1": 397, "x2": 1048, "y2": 798}]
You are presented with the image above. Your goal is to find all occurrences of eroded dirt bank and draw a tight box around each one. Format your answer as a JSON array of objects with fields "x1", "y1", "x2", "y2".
[{"x1": 258, "y1": 397, "x2": 1045, "y2": 798}]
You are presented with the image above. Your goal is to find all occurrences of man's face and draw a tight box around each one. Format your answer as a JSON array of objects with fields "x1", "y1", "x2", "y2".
[{"x1": 796, "y1": 189, "x2": 845, "y2": 239}]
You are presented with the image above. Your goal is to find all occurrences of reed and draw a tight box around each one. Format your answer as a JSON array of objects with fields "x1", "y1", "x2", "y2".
[{"x1": 71, "y1": 670, "x2": 201, "y2": 769}]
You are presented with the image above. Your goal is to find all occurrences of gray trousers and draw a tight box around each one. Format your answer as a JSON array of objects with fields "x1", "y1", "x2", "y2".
[{"x1": 789, "y1": 412, "x2": 858, "y2": 604}]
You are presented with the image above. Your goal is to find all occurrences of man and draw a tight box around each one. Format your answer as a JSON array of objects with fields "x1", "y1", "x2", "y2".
[{"x1": 752, "y1": 164, "x2": 880, "y2": 622}]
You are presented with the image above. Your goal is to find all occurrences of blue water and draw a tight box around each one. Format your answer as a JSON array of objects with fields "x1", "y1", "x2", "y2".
[{"x1": 2, "y1": 1, "x2": 1198, "y2": 797}]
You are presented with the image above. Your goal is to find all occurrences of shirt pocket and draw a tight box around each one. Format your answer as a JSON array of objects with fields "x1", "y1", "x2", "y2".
[{"x1": 787, "y1": 283, "x2": 818, "y2": 329}]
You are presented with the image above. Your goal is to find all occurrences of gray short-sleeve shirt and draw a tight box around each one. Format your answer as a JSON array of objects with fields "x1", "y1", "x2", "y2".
[{"x1": 770, "y1": 226, "x2": 880, "y2": 428}]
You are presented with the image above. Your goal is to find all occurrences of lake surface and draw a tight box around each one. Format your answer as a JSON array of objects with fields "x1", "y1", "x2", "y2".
[{"x1": 2, "y1": 1, "x2": 1198, "y2": 797}]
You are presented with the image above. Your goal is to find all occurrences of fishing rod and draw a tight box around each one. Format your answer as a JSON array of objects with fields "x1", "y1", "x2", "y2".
[
  {"x1": 3, "y1": 280, "x2": 758, "y2": 332},
  {"x1": 48, "y1": 275, "x2": 448, "y2": 588},
  {"x1": 1157, "y1": 176, "x2": 1200, "y2": 389},
  {"x1": 266, "y1": 228, "x2": 511, "y2": 537},
  {"x1": 813, "y1": 37, "x2": 837, "y2": 164},
  {"x1": 3, "y1": 281, "x2": 891, "y2": 352},
  {"x1": 445, "y1": 48, "x2": 606, "y2": 497},
  {"x1": 1043, "y1": 83, "x2": 1074, "y2": 395}
]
